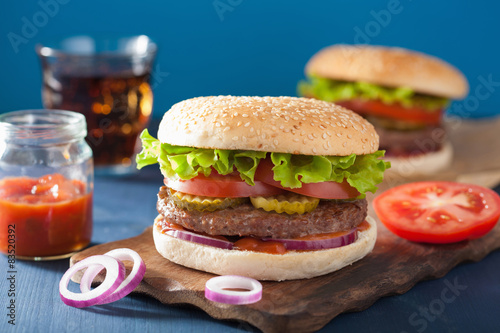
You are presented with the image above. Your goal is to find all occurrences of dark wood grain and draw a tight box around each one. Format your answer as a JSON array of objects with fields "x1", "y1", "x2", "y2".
[{"x1": 70, "y1": 206, "x2": 500, "y2": 333}]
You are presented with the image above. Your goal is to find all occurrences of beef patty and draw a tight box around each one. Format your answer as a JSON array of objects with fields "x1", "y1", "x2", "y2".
[{"x1": 157, "y1": 186, "x2": 367, "y2": 239}]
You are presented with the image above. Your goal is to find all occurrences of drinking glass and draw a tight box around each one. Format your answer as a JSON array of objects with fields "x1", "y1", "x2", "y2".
[{"x1": 37, "y1": 35, "x2": 157, "y2": 176}]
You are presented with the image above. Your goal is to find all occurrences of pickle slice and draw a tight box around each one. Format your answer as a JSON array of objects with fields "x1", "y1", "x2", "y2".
[
  {"x1": 250, "y1": 194, "x2": 320, "y2": 215},
  {"x1": 169, "y1": 189, "x2": 246, "y2": 212}
]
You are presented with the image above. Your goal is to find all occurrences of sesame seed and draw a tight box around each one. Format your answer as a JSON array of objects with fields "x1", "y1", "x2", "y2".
[
  {"x1": 312, "y1": 147, "x2": 317, "y2": 153},
  {"x1": 237, "y1": 121, "x2": 242, "y2": 127},
  {"x1": 272, "y1": 126, "x2": 277, "y2": 131},
  {"x1": 293, "y1": 138, "x2": 299, "y2": 142},
  {"x1": 322, "y1": 133, "x2": 327, "y2": 139},
  {"x1": 245, "y1": 122, "x2": 250, "y2": 127},
  {"x1": 250, "y1": 127, "x2": 254, "y2": 132},
  {"x1": 336, "y1": 133, "x2": 341, "y2": 137},
  {"x1": 223, "y1": 126, "x2": 230, "y2": 132},
  {"x1": 343, "y1": 142, "x2": 347, "y2": 147},
  {"x1": 347, "y1": 134, "x2": 352, "y2": 139},
  {"x1": 273, "y1": 139, "x2": 279, "y2": 145},
  {"x1": 312, "y1": 133, "x2": 318, "y2": 138},
  {"x1": 308, "y1": 134, "x2": 313, "y2": 140},
  {"x1": 232, "y1": 136, "x2": 239, "y2": 141}
]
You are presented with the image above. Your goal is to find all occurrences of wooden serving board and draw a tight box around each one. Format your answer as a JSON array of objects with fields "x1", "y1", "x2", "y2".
[
  {"x1": 70, "y1": 209, "x2": 500, "y2": 333},
  {"x1": 71, "y1": 118, "x2": 500, "y2": 332}
]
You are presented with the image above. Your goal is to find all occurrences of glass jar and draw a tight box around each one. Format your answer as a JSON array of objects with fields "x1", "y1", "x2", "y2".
[{"x1": 0, "y1": 110, "x2": 93, "y2": 260}]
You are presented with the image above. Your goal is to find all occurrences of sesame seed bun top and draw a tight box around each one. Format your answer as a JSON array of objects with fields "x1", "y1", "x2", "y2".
[
  {"x1": 158, "y1": 96, "x2": 379, "y2": 156},
  {"x1": 305, "y1": 45, "x2": 469, "y2": 99}
]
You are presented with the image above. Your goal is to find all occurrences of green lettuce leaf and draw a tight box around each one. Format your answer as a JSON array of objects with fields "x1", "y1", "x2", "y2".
[
  {"x1": 136, "y1": 130, "x2": 390, "y2": 196},
  {"x1": 136, "y1": 130, "x2": 266, "y2": 185},
  {"x1": 298, "y1": 76, "x2": 449, "y2": 111},
  {"x1": 270, "y1": 151, "x2": 389, "y2": 196}
]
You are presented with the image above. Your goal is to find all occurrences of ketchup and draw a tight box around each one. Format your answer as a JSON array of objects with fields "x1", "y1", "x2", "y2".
[
  {"x1": 158, "y1": 220, "x2": 370, "y2": 255},
  {"x1": 356, "y1": 220, "x2": 371, "y2": 232},
  {"x1": 234, "y1": 238, "x2": 287, "y2": 255},
  {"x1": 0, "y1": 174, "x2": 92, "y2": 258}
]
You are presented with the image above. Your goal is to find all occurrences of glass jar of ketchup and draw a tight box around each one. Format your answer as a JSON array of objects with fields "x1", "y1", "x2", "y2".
[{"x1": 0, "y1": 110, "x2": 93, "y2": 260}]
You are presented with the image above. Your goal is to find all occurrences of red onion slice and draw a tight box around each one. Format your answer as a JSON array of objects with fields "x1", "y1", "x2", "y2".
[
  {"x1": 80, "y1": 248, "x2": 146, "y2": 304},
  {"x1": 59, "y1": 255, "x2": 125, "y2": 308},
  {"x1": 267, "y1": 228, "x2": 357, "y2": 250},
  {"x1": 164, "y1": 228, "x2": 234, "y2": 250},
  {"x1": 205, "y1": 275, "x2": 262, "y2": 304}
]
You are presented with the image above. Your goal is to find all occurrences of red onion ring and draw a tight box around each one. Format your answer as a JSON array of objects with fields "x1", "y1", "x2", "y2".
[
  {"x1": 267, "y1": 228, "x2": 358, "y2": 250},
  {"x1": 59, "y1": 255, "x2": 125, "y2": 308},
  {"x1": 205, "y1": 275, "x2": 262, "y2": 304},
  {"x1": 80, "y1": 248, "x2": 146, "y2": 304},
  {"x1": 164, "y1": 228, "x2": 234, "y2": 250},
  {"x1": 165, "y1": 224, "x2": 357, "y2": 252}
]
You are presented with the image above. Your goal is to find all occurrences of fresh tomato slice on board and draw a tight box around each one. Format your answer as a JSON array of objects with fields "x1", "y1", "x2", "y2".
[
  {"x1": 336, "y1": 99, "x2": 442, "y2": 125},
  {"x1": 255, "y1": 158, "x2": 360, "y2": 199},
  {"x1": 373, "y1": 181, "x2": 500, "y2": 244},
  {"x1": 164, "y1": 172, "x2": 284, "y2": 198}
]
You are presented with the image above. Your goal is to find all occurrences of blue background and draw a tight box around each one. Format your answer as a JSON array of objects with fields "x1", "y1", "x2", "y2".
[
  {"x1": 1, "y1": 2, "x2": 500, "y2": 333},
  {"x1": 1, "y1": 0, "x2": 499, "y2": 118}
]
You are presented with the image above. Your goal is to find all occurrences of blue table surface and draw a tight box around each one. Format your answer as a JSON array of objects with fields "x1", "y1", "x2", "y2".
[{"x1": 1, "y1": 166, "x2": 500, "y2": 333}]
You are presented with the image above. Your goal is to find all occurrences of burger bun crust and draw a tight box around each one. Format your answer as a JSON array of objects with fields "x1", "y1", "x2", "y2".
[
  {"x1": 158, "y1": 96, "x2": 379, "y2": 156},
  {"x1": 305, "y1": 45, "x2": 469, "y2": 99},
  {"x1": 385, "y1": 140, "x2": 453, "y2": 177}
]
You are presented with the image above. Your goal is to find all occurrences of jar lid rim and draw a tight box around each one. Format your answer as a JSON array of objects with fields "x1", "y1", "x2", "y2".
[{"x1": 0, "y1": 110, "x2": 87, "y2": 144}]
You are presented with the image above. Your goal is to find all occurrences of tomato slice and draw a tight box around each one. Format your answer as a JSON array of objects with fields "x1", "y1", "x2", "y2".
[
  {"x1": 164, "y1": 171, "x2": 285, "y2": 198},
  {"x1": 336, "y1": 99, "x2": 442, "y2": 125},
  {"x1": 373, "y1": 181, "x2": 500, "y2": 244},
  {"x1": 254, "y1": 158, "x2": 360, "y2": 199}
]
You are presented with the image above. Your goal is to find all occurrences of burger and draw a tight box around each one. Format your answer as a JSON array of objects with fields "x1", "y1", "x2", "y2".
[
  {"x1": 298, "y1": 45, "x2": 469, "y2": 175},
  {"x1": 136, "y1": 96, "x2": 389, "y2": 281}
]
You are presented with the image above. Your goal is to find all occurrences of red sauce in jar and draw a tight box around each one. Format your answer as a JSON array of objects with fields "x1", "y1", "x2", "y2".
[{"x1": 0, "y1": 174, "x2": 92, "y2": 258}]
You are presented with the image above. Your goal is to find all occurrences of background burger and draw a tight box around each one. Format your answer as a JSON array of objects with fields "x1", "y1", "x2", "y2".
[
  {"x1": 137, "y1": 96, "x2": 389, "y2": 281},
  {"x1": 298, "y1": 45, "x2": 469, "y2": 175}
]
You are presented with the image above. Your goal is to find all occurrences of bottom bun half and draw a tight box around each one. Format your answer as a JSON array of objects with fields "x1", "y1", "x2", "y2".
[
  {"x1": 152, "y1": 215, "x2": 377, "y2": 281},
  {"x1": 385, "y1": 140, "x2": 453, "y2": 177}
]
